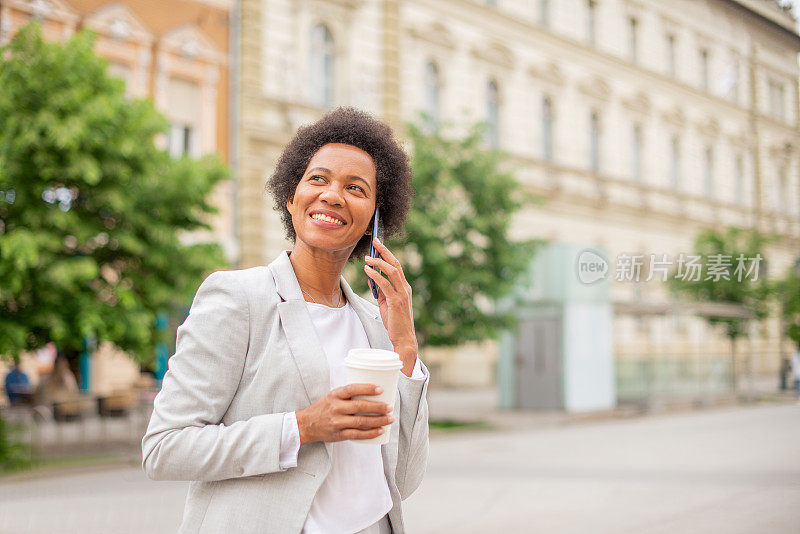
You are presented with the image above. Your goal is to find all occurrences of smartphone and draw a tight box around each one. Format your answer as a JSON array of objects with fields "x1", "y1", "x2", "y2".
[{"x1": 368, "y1": 206, "x2": 381, "y2": 299}]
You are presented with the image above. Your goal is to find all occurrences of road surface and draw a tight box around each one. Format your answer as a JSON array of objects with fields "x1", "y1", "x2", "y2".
[{"x1": 1, "y1": 403, "x2": 798, "y2": 533}]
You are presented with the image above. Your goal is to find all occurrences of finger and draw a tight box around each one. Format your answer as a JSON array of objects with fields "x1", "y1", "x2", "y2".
[
  {"x1": 364, "y1": 256, "x2": 409, "y2": 295},
  {"x1": 342, "y1": 399, "x2": 392, "y2": 415},
  {"x1": 350, "y1": 414, "x2": 394, "y2": 430},
  {"x1": 335, "y1": 383, "x2": 383, "y2": 399},
  {"x1": 369, "y1": 239, "x2": 413, "y2": 295},
  {"x1": 365, "y1": 265, "x2": 394, "y2": 296},
  {"x1": 370, "y1": 238, "x2": 403, "y2": 273},
  {"x1": 338, "y1": 428, "x2": 384, "y2": 441}
]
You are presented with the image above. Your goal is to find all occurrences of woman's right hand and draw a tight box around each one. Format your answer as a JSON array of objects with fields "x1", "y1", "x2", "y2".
[{"x1": 295, "y1": 383, "x2": 395, "y2": 444}]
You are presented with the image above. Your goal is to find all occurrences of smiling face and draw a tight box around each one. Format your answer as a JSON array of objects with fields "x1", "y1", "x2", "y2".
[{"x1": 286, "y1": 143, "x2": 378, "y2": 256}]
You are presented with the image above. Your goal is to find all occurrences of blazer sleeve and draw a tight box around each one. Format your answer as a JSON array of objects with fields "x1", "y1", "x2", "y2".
[
  {"x1": 141, "y1": 271, "x2": 287, "y2": 481},
  {"x1": 394, "y1": 356, "x2": 430, "y2": 500}
]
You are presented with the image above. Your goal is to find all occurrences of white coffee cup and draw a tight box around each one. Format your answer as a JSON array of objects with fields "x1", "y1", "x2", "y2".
[{"x1": 344, "y1": 348, "x2": 403, "y2": 445}]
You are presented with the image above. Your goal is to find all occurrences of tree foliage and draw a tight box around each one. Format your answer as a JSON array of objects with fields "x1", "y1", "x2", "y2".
[
  {"x1": 775, "y1": 264, "x2": 800, "y2": 344},
  {"x1": 668, "y1": 226, "x2": 773, "y2": 340},
  {"x1": 346, "y1": 117, "x2": 541, "y2": 347},
  {"x1": 0, "y1": 23, "x2": 228, "y2": 364}
]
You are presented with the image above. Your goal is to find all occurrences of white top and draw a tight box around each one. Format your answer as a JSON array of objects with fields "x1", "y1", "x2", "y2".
[{"x1": 278, "y1": 299, "x2": 426, "y2": 534}]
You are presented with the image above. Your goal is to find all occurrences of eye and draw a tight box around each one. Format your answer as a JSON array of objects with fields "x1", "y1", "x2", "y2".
[
  {"x1": 348, "y1": 185, "x2": 365, "y2": 193},
  {"x1": 310, "y1": 175, "x2": 325, "y2": 182}
]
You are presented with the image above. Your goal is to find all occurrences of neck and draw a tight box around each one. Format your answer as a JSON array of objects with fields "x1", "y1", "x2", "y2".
[{"x1": 288, "y1": 241, "x2": 350, "y2": 303}]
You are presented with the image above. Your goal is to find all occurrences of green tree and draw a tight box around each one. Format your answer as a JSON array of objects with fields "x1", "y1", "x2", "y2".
[
  {"x1": 775, "y1": 263, "x2": 800, "y2": 343},
  {"x1": 346, "y1": 117, "x2": 541, "y2": 347},
  {"x1": 0, "y1": 23, "x2": 228, "y2": 370},
  {"x1": 668, "y1": 227, "x2": 773, "y2": 393},
  {"x1": 775, "y1": 263, "x2": 800, "y2": 389}
]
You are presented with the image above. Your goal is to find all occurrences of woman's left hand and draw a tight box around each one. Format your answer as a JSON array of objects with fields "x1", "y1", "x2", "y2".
[{"x1": 364, "y1": 238, "x2": 418, "y2": 366}]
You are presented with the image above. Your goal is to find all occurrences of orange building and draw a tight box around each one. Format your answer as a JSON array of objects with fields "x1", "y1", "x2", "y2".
[{"x1": 1, "y1": 0, "x2": 236, "y2": 258}]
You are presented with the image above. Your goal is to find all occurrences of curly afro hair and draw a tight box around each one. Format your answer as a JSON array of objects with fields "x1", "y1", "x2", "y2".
[{"x1": 266, "y1": 107, "x2": 413, "y2": 263}]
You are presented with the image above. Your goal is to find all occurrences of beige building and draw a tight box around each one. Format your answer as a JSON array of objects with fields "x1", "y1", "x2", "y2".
[
  {"x1": 232, "y1": 0, "x2": 800, "y2": 394},
  {"x1": 4, "y1": 1, "x2": 796, "y2": 398}
]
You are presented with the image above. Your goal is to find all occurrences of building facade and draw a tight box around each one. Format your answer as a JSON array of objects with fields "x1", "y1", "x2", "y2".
[
  {"x1": 234, "y1": 0, "x2": 800, "y2": 397},
  {"x1": 2, "y1": 0, "x2": 235, "y2": 257}
]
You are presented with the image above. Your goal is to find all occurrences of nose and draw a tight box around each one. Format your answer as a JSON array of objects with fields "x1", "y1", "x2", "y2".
[{"x1": 319, "y1": 183, "x2": 345, "y2": 206}]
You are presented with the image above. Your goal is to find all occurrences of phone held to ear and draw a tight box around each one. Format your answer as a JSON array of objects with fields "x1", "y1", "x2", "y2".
[{"x1": 368, "y1": 206, "x2": 380, "y2": 299}]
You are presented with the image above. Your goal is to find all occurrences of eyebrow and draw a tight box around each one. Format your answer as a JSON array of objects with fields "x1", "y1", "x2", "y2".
[{"x1": 307, "y1": 167, "x2": 372, "y2": 191}]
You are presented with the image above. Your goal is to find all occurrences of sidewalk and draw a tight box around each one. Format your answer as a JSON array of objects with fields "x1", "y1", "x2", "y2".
[
  {"x1": 7, "y1": 378, "x2": 795, "y2": 459},
  {"x1": 426, "y1": 377, "x2": 798, "y2": 435}
]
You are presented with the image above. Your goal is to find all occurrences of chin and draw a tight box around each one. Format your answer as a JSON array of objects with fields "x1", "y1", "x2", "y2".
[{"x1": 298, "y1": 235, "x2": 356, "y2": 255}]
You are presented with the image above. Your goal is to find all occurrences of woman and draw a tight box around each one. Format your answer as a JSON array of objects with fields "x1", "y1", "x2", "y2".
[{"x1": 142, "y1": 107, "x2": 430, "y2": 534}]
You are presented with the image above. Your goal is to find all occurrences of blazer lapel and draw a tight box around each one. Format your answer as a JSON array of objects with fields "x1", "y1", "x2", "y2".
[{"x1": 269, "y1": 251, "x2": 331, "y2": 406}]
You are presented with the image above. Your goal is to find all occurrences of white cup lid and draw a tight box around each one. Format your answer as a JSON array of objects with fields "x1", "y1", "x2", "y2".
[{"x1": 345, "y1": 348, "x2": 403, "y2": 370}]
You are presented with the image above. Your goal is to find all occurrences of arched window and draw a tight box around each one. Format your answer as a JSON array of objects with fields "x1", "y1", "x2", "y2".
[
  {"x1": 632, "y1": 123, "x2": 642, "y2": 181},
  {"x1": 589, "y1": 110, "x2": 600, "y2": 174},
  {"x1": 777, "y1": 163, "x2": 788, "y2": 213},
  {"x1": 486, "y1": 79, "x2": 500, "y2": 149},
  {"x1": 734, "y1": 154, "x2": 743, "y2": 206},
  {"x1": 704, "y1": 146, "x2": 714, "y2": 199},
  {"x1": 587, "y1": 0, "x2": 597, "y2": 46},
  {"x1": 629, "y1": 17, "x2": 638, "y2": 63},
  {"x1": 670, "y1": 135, "x2": 680, "y2": 190},
  {"x1": 310, "y1": 24, "x2": 335, "y2": 110},
  {"x1": 542, "y1": 96, "x2": 553, "y2": 162},
  {"x1": 540, "y1": 0, "x2": 550, "y2": 27},
  {"x1": 423, "y1": 61, "x2": 440, "y2": 126}
]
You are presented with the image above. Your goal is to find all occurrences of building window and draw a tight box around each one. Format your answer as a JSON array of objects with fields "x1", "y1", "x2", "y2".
[
  {"x1": 768, "y1": 79, "x2": 786, "y2": 121},
  {"x1": 704, "y1": 146, "x2": 714, "y2": 199},
  {"x1": 108, "y1": 62, "x2": 133, "y2": 98},
  {"x1": 540, "y1": 0, "x2": 550, "y2": 27},
  {"x1": 699, "y1": 48, "x2": 709, "y2": 91},
  {"x1": 778, "y1": 163, "x2": 788, "y2": 213},
  {"x1": 542, "y1": 96, "x2": 554, "y2": 162},
  {"x1": 629, "y1": 17, "x2": 638, "y2": 63},
  {"x1": 486, "y1": 79, "x2": 500, "y2": 149},
  {"x1": 587, "y1": 0, "x2": 597, "y2": 47},
  {"x1": 670, "y1": 135, "x2": 680, "y2": 190},
  {"x1": 727, "y1": 56, "x2": 740, "y2": 102},
  {"x1": 632, "y1": 123, "x2": 643, "y2": 182},
  {"x1": 734, "y1": 154, "x2": 744, "y2": 206},
  {"x1": 423, "y1": 61, "x2": 440, "y2": 126},
  {"x1": 166, "y1": 77, "x2": 201, "y2": 158},
  {"x1": 590, "y1": 110, "x2": 600, "y2": 174},
  {"x1": 666, "y1": 34, "x2": 676, "y2": 77},
  {"x1": 310, "y1": 24, "x2": 335, "y2": 110},
  {"x1": 168, "y1": 123, "x2": 195, "y2": 158}
]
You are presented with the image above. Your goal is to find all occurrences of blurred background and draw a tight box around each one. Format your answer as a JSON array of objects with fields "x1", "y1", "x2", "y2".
[{"x1": 1, "y1": 0, "x2": 799, "y2": 532}]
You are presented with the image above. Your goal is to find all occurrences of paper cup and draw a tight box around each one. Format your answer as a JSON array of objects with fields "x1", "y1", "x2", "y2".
[{"x1": 344, "y1": 348, "x2": 403, "y2": 445}]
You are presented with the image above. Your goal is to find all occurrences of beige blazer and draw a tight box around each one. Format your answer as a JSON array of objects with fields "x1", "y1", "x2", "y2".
[{"x1": 142, "y1": 250, "x2": 430, "y2": 533}]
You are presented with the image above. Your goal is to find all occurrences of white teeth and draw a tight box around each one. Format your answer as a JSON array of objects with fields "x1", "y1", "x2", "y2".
[{"x1": 311, "y1": 213, "x2": 344, "y2": 225}]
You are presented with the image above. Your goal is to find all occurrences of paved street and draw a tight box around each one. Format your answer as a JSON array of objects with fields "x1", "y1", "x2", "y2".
[{"x1": 1, "y1": 402, "x2": 798, "y2": 533}]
